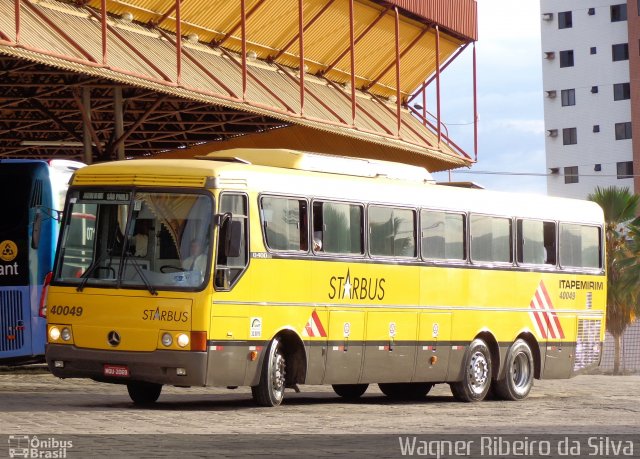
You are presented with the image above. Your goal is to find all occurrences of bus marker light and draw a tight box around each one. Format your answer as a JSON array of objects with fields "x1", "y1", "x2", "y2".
[
  {"x1": 190, "y1": 331, "x2": 207, "y2": 351},
  {"x1": 49, "y1": 326, "x2": 61, "y2": 341},
  {"x1": 161, "y1": 333, "x2": 173, "y2": 347},
  {"x1": 177, "y1": 333, "x2": 189, "y2": 348},
  {"x1": 54, "y1": 361, "x2": 64, "y2": 368},
  {"x1": 431, "y1": 356, "x2": 438, "y2": 365},
  {"x1": 61, "y1": 328, "x2": 72, "y2": 341},
  {"x1": 249, "y1": 351, "x2": 258, "y2": 361},
  {"x1": 176, "y1": 368, "x2": 187, "y2": 376}
]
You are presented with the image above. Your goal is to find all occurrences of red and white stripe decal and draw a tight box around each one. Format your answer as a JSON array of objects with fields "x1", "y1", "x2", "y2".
[
  {"x1": 529, "y1": 281, "x2": 565, "y2": 339},
  {"x1": 302, "y1": 310, "x2": 327, "y2": 338}
]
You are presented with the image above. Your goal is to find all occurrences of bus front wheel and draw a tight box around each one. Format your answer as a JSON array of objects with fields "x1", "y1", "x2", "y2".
[
  {"x1": 252, "y1": 337, "x2": 286, "y2": 407},
  {"x1": 332, "y1": 384, "x2": 369, "y2": 400},
  {"x1": 493, "y1": 339, "x2": 534, "y2": 401},
  {"x1": 450, "y1": 339, "x2": 492, "y2": 402},
  {"x1": 127, "y1": 381, "x2": 162, "y2": 405}
]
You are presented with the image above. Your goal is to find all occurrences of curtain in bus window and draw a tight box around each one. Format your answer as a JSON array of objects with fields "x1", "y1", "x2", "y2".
[
  {"x1": 518, "y1": 220, "x2": 545, "y2": 264},
  {"x1": 421, "y1": 210, "x2": 464, "y2": 260},
  {"x1": 141, "y1": 193, "x2": 193, "y2": 254},
  {"x1": 261, "y1": 197, "x2": 307, "y2": 251},
  {"x1": 369, "y1": 206, "x2": 415, "y2": 257},
  {"x1": 318, "y1": 202, "x2": 363, "y2": 254},
  {"x1": 470, "y1": 215, "x2": 511, "y2": 263},
  {"x1": 560, "y1": 224, "x2": 600, "y2": 268}
]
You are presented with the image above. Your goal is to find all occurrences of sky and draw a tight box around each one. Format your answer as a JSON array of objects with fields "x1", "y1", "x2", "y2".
[{"x1": 428, "y1": 0, "x2": 547, "y2": 194}]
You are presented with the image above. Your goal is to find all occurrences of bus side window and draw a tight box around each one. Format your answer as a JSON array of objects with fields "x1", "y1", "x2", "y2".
[
  {"x1": 260, "y1": 196, "x2": 308, "y2": 252},
  {"x1": 215, "y1": 193, "x2": 249, "y2": 290}
]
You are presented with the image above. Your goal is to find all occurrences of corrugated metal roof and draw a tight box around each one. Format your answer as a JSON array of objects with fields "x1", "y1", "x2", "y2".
[{"x1": 0, "y1": 0, "x2": 474, "y2": 170}]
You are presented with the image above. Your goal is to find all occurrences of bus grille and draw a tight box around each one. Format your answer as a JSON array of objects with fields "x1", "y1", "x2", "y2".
[
  {"x1": 0, "y1": 289, "x2": 25, "y2": 352},
  {"x1": 573, "y1": 318, "x2": 602, "y2": 372}
]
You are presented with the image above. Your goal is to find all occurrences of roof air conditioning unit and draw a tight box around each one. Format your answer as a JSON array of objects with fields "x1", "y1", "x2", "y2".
[
  {"x1": 546, "y1": 129, "x2": 558, "y2": 137},
  {"x1": 544, "y1": 51, "x2": 555, "y2": 60},
  {"x1": 545, "y1": 90, "x2": 557, "y2": 98},
  {"x1": 542, "y1": 13, "x2": 553, "y2": 21}
]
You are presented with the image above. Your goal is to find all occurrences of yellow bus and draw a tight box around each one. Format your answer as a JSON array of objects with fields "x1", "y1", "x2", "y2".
[{"x1": 45, "y1": 149, "x2": 606, "y2": 406}]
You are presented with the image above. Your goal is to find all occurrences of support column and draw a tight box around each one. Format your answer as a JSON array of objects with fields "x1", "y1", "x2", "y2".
[
  {"x1": 82, "y1": 87, "x2": 92, "y2": 164},
  {"x1": 114, "y1": 87, "x2": 125, "y2": 160}
]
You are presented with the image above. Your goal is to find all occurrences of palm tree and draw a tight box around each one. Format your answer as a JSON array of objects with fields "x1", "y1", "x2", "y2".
[{"x1": 587, "y1": 186, "x2": 640, "y2": 374}]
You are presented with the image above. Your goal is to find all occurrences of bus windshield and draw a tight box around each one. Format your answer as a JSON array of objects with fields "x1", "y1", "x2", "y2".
[{"x1": 54, "y1": 189, "x2": 213, "y2": 291}]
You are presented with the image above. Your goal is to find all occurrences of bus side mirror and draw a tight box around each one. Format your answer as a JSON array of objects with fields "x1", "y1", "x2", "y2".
[
  {"x1": 32, "y1": 212, "x2": 43, "y2": 250},
  {"x1": 225, "y1": 220, "x2": 242, "y2": 258}
]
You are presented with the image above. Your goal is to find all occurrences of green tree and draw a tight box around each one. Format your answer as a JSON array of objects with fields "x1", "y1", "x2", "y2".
[{"x1": 587, "y1": 186, "x2": 640, "y2": 374}]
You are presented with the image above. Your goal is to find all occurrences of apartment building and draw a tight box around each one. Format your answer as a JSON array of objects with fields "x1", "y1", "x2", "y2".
[{"x1": 541, "y1": 0, "x2": 640, "y2": 198}]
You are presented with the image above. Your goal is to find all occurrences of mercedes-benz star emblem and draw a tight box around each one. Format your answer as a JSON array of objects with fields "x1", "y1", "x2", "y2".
[{"x1": 107, "y1": 331, "x2": 121, "y2": 347}]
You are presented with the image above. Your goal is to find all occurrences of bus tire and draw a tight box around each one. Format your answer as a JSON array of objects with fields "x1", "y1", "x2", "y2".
[
  {"x1": 379, "y1": 382, "x2": 433, "y2": 400},
  {"x1": 127, "y1": 381, "x2": 162, "y2": 405},
  {"x1": 450, "y1": 339, "x2": 492, "y2": 402},
  {"x1": 494, "y1": 339, "x2": 534, "y2": 401},
  {"x1": 332, "y1": 384, "x2": 369, "y2": 399},
  {"x1": 251, "y1": 337, "x2": 286, "y2": 407}
]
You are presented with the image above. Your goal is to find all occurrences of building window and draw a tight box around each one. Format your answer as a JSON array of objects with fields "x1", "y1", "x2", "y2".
[
  {"x1": 612, "y1": 43, "x2": 629, "y2": 61},
  {"x1": 559, "y1": 50, "x2": 574, "y2": 67},
  {"x1": 591, "y1": 86, "x2": 599, "y2": 93},
  {"x1": 558, "y1": 11, "x2": 573, "y2": 28},
  {"x1": 613, "y1": 83, "x2": 631, "y2": 100},
  {"x1": 561, "y1": 89, "x2": 576, "y2": 106},
  {"x1": 590, "y1": 47, "x2": 597, "y2": 55},
  {"x1": 593, "y1": 125, "x2": 600, "y2": 133},
  {"x1": 563, "y1": 127, "x2": 577, "y2": 145},
  {"x1": 564, "y1": 166, "x2": 579, "y2": 184},
  {"x1": 616, "y1": 161, "x2": 633, "y2": 179},
  {"x1": 611, "y1": 4, "x2": 627, "y2": 21},
  {"x1": 615, "y1": 122, "x2": 632, "y2": 140},
  {"x1": 588, "y1": 7, "x2": 596, "y2": 15}
]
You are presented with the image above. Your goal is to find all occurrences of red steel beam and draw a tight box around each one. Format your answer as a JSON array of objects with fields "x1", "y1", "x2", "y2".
[
  {"x1": 111, "y1": 96, "x2": 168, "y2": 151},
  {"x1": 100, "y1": 0, "x2": 107, "y2": 65},
  {"x1": 369, "y1": 92, "x2": 433, "y2": 146},
  {"x1": 23, "y1": 0, "x2": 97, "y2": 63},
  {"x1": 71, "y1": 90, "x2": 104, "y2": 157},
  {"x1": 435, "y1": 26, "x2": 441, "y2": 144},
  {"x1": 241, "y1": 0, "x2": 247, "y2": 99},
  {"x1": 175, "y1": 0, "x2": 182, "y2": 85},
  {"x1": 348, "y1": 0, "x2": 356, "y2": 125},
  {"x1": 298, "y1": 0, "x2": 305, "y2": 115},
  {"x1": 322, "y1": 6, "x2": 389, "y2": 76},
  {"x1": 408, "y1": 105, "x2": 471, "y2": 159},
  {"x1": 152, "y1": 1, "x2": 179, "y2": 27},
  {"x1": 217, "y1": 0, "x2": 267, "y2": 47},
  {"x1": 15, "y1": 0, "x2": 20, "y2": 43},
  {"x1": 394, "y1": 7, "x2": 401, "y2": 136},
  {"x1": 472, "y1": 42, "x2": 478, "y2": 161},
  {"x1": 408, "y1": 43, "x2": 469, "y2": 104},
  {"x1": 366, "y1": 26, "x2": 429, "y2": 90},
  {"x1": 271, "y1": 0, "x2": 337, "y2": 61}
]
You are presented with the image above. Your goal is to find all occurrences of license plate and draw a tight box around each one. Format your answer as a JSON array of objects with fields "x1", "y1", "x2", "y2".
[{"x1": 103, "y1": 364, "x2": 129, "y2": 378}]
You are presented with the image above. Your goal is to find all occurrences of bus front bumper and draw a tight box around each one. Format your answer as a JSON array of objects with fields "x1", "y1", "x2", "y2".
[{"x1": 46, "y1": 344, "x2": 207, "y2": 387}]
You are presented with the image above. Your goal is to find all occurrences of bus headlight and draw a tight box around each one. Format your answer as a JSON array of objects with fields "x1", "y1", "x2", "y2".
[
  {"x1": 60, "y1": 327, "x2": 72, "y2": 341},
  {"x1": 49, "y1": 326, "x2": 61, "y2": 341},
  {"x1": 177, "y1": 333, "x2": 189, "y2": 348},
  {"x1": 161, "y1": 333, "x2": 173, "y2": 347}
]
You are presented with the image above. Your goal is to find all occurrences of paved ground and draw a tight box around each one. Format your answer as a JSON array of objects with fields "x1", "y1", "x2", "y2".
[{"x1": 0, "y1": 370, "x2": 638, "y2": 457}]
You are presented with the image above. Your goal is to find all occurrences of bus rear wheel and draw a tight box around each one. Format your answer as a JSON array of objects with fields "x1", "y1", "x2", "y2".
[
  {"x1": 252, "y1": 337, "x2": 286, "y2": 407},
  {"x1": 332, "y1": 384, "x2": 369, "y2": 400},
  {"x1": 127, "y1": 381, "x2": 162, "y2": 405},
  {"x1": 450, "y1": 339, "x2": 492, "y2": 402},
  {"x1": 378, "y1": 382, "x2": 433, "y2": 400},
  {"x1": 494, "y1": 339, "x2": 534, "y2": 401}
]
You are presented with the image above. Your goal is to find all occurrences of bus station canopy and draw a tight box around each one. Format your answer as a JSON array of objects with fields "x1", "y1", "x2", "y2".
[{"x1": 0, "y1": 0, "x2": 477, "y2": 171}]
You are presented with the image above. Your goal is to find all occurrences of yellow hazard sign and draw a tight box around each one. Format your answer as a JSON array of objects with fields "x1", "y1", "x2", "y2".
[{"x1": 0, "y1": 240, "x2": 18, "y2": 262}]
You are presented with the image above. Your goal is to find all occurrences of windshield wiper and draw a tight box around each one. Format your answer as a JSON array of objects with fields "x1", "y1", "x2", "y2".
[
  {"x1": 76, "y1": 250, "x2": 112, "y2": 292},
  {"x1": 122, "y1": 253, "x2": 158, "y2": 296}
]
